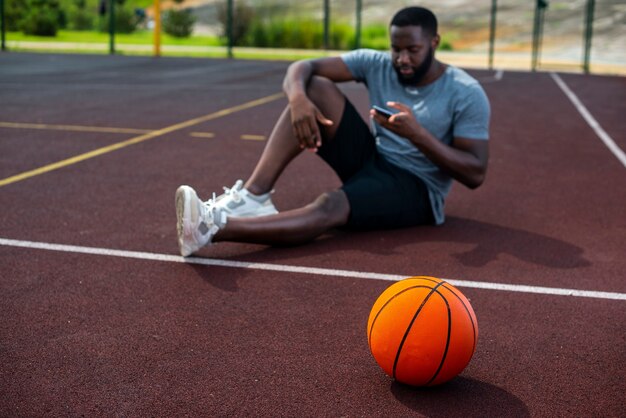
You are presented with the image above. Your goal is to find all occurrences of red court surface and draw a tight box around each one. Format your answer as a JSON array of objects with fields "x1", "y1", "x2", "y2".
[{"x1": 1, "y1": 53, "x2": 625, "y2": 417}]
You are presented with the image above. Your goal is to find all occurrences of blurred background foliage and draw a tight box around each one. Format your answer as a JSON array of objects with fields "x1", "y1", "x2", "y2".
[{"x1": 4, "y1": 0, "x2": 443, "y2": 49}]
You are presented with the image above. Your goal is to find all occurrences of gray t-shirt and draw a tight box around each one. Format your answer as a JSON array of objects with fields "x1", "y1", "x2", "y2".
[{"x1": 341, "y1": 49, "x2": 490, "y2": 225}]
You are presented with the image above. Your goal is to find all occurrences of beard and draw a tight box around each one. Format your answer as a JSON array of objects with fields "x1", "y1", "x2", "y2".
[{"x1": 394, "y1": 46, "x2": 434, "y2": 86}]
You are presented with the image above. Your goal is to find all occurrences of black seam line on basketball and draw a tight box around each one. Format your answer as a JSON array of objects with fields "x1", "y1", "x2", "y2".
[
  {"x1": 367, "y1": 285, "x2": 434, "y2": 350},
  {"x1": 425, "y1": 290, "x2": 452, "y2": 386},
  {"x1": 367, "y1": 284, "x2": 440, "y2": 349},
  {"x1": 392, "y1": 280, "x2": 447, "y2": 380},
  {"x1": 442, "y1": 283, "x2": 477, "y2": 355}
]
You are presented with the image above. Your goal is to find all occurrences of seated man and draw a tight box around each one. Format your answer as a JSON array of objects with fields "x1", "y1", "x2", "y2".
[{"x1": 175, "y1": 6, "x2": 490, "y2": 257}]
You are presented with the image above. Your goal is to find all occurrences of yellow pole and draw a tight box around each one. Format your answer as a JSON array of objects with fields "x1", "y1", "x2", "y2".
[{"x1": 153, "y1": 0, "x2": 161, "y2": 57}]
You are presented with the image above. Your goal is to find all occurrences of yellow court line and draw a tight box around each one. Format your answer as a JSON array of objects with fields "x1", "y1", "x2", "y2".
[
  {"x1": 241, "y1": 134, "x2": 266, "y2": 141},
  {"x1": 189, "y1": 132, "x2": 216, "y2": 138},
  {"x1": 0, "y1": 92, "x2": 284, "y2": 188},
  {"x1": 0, "y1": 121, "x2": 151, "y2": 134}
]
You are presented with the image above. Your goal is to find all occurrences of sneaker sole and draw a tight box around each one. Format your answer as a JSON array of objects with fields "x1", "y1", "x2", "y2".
[{"x1": 175, "y1": 186, "x2": 196, "y2": 257}]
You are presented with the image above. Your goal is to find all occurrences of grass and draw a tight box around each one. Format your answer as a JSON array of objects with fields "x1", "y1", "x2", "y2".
[
  {"x1": 5, "y1": 26, "x2": 460, "y2": 61},
  {"x1": 5, "y1": 39, "x2": 342, "y2": 61},
  {"x1": 6, "y1": 30, "x2": 224, "y2": 47},
  {"x1": 6, "y1": 28, "x2": 457, "y2": 51},
  {"x1": 7, "y1": 48, "x2": 340, "y2": 62},
  {"x1": 5, "y1": 28, "x2": 372, "y2": 61}
]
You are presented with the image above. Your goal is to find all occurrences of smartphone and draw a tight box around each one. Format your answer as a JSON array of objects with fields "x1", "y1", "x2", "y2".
[{"x1": 372, "y1": 105, "x2": 394, "y2": 119}]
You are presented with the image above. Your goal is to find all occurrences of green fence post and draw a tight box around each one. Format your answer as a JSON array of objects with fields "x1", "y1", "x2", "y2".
[
  {"x1": 109, "y1": 0, "x2": 115, "y2": 54},
  {"x1": 355, "y1": 0, "x2": 362, "y2": 49},
  {"x1": 488, "y1": 0, "x2": 497, "y2": 69},
  {"x1": 0, "y1": 0, "x2": 5, "y2": 52},
  {"x1": 532, "y1": 0, "x2": 540, "y2": 70},
  {"x1": 583, "y1": 0, "x2": 595, "y2": 74},
  {"x1": 532, "y1": 0, "x2": 548, "y2": 71},
  {"x1": 323, "y1": 0, "x2": 330, "y2": 50},
  {"x1": 226, "y1": 0, "x2": 233, "y2": 58}
]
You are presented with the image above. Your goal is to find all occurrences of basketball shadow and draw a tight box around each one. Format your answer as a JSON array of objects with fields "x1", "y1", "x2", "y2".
[{"x1": 391, "y1": 376, "x2": 530, "y2": 418}]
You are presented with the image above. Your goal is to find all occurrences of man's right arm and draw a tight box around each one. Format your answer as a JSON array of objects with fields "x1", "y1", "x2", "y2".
[
  {"x1": 283, "y1": 58, "x2": 355, "y2": 149},
  {"x1": 283, "y1": 57, "x2": 355, "y2": 100}
]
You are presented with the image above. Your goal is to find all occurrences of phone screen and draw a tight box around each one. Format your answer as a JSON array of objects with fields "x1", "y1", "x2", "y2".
[{"x1": 373, "y1": 105, "x2": 394, "y2": 119}]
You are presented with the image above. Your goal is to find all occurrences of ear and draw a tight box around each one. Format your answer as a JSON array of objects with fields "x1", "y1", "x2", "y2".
[{"x1": 432, "y1": 34, "x2": 440, "y2": 49}]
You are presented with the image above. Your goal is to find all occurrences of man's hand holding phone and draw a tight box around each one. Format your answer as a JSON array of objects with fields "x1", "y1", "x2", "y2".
[
  {"x1": 370, "y1": 101, "x2": 427, "y2": 144},
  {"x1": 372, "y1": 105, "x2": 395, "y2": 119}
]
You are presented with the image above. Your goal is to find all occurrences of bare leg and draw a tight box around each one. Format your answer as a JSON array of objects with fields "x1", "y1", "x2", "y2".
[
  {"x1": 210, "y1": 76, "x2": 351, "y2": 246},
  {"x1": 245, "y1": 76, "x2": 347, "y2": 195},
  {"x1": 214, "y1": 190, "x2": 350, "y2": 246}
]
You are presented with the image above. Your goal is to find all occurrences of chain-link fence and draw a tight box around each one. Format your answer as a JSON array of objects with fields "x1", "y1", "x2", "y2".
[{"x1": 1, "y1": 0, "x2": 624, "y2": 74}]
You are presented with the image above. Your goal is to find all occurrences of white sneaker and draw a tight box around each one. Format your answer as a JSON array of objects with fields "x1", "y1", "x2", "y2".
[
  {"x1": 175, "y1": 185, "x2": 227, "y2": 257},
  {"x1": 208, "y1": 179, "x2": 278, "y2": 217}
]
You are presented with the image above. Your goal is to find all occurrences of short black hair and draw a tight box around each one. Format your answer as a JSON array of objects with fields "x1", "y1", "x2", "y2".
[{"x1": 390, "y1": 7, "x2": 438, "y2": 38}]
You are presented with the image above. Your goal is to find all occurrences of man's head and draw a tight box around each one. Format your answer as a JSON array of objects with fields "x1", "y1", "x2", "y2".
[{"x1": 389, "y1": 7, "x2": 440, "y2": 86}]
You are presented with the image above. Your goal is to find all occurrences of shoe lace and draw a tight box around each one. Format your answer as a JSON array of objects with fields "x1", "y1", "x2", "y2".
[
  {"x1": 205, "y1": 179, "x2": 244, "y2": 207},
  {"x1": 222, "y1": 179, "x2": 244, "y2": 203}
]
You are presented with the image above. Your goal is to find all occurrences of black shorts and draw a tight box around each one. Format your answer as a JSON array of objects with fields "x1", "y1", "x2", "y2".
[{"x1": 317, "y1": 98, "x2": 435, "y2": 230}]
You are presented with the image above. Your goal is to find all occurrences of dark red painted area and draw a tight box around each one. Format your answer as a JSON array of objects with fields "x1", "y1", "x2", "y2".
[
  {"x1": 1, "y1": 249, "x2": 624, "y2": 417},
  {"x1": 0, "y1": 129, "x2": 128, "y2": 179},
  {"x1": 1, "y1": 53, "x2": 625, "y2": 416},
  {"x1": 556, "y1": 73, "x2": 626, "y2": 150}
]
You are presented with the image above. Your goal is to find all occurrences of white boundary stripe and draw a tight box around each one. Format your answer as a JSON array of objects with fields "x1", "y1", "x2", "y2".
[
  {"x1": 2, "y1": 238, "x2": 625, "y2": 301},
  {"x1": 478, "y1": 69, "x2": 504, "y2": 84},
  {"x1": 550, "y1": 72, "x2": 626, "y2": 168}
]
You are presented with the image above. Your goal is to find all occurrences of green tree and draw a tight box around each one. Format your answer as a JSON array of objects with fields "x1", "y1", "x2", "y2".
[
  {"x1": 217, "y1": 1, "x2": 254, "y2": 46},
  {"x1": 67, "y1": 0, "x2": 94, "y2": 30},
  {"x1": 21, "y1": 0, "x2": 63, "y2": 36},
  {"x1": 5, "y1": 0, "x2": 28, "y2": 31},
  {"x1": 97, "y1": 0, "x2": 142, "y2": 34},
  {"x1": 163, "y1": 8, "x2": 195, "y2": 38}
]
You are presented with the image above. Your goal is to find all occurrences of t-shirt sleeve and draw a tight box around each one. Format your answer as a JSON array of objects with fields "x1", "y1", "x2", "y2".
[
  {"x1": 453, "y1": 83, "x2": 491, "y2": 140},
  {"x1": 340, "y1": 49, "x2": 381, "y2": 83}
]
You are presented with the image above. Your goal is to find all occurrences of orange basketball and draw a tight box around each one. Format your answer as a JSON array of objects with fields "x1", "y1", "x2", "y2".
[{"x1": 367, "y1": 276, "x2": 478, "y2": 386}]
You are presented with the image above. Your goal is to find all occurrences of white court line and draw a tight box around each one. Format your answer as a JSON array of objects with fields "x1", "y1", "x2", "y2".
[
  {"x1": 478, "y1": 69, "x2": 504, "y2": 84},
  {"x1": 1, "y1": 238, "x2": 625, "y2": 301},
  {"x1": 550, "y1": 72, "x2": 626, "y2": 168}
]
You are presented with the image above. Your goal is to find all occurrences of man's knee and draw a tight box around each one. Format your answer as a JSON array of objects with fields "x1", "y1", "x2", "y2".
[
  {"x1": 313, "y1": 190, "x2": 350, "y2": 226},
  {"x1": 305, "y1": 76, "x2": 346, "y2": 136},
  {"x1": 306, "y1": 76, "x2": 343, "y2": 106}
]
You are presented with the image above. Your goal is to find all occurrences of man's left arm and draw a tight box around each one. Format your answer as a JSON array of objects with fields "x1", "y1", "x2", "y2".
[{"x1": 371, "y1": 101, "x2": 489, "y2": 189}]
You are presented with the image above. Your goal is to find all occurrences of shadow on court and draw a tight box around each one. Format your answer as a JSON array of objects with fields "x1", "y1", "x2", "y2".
[
  {"x1": 210, "y1": 216, "x2": 590, "y2": 270},
  {"x1": 391, "y1": 377, "x2": 530, "y2": 418}
]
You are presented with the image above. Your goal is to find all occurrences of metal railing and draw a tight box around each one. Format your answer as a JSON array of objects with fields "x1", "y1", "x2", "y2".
[{"x1": 0, "y1": 0, "x2": 606, "y2": 74}]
